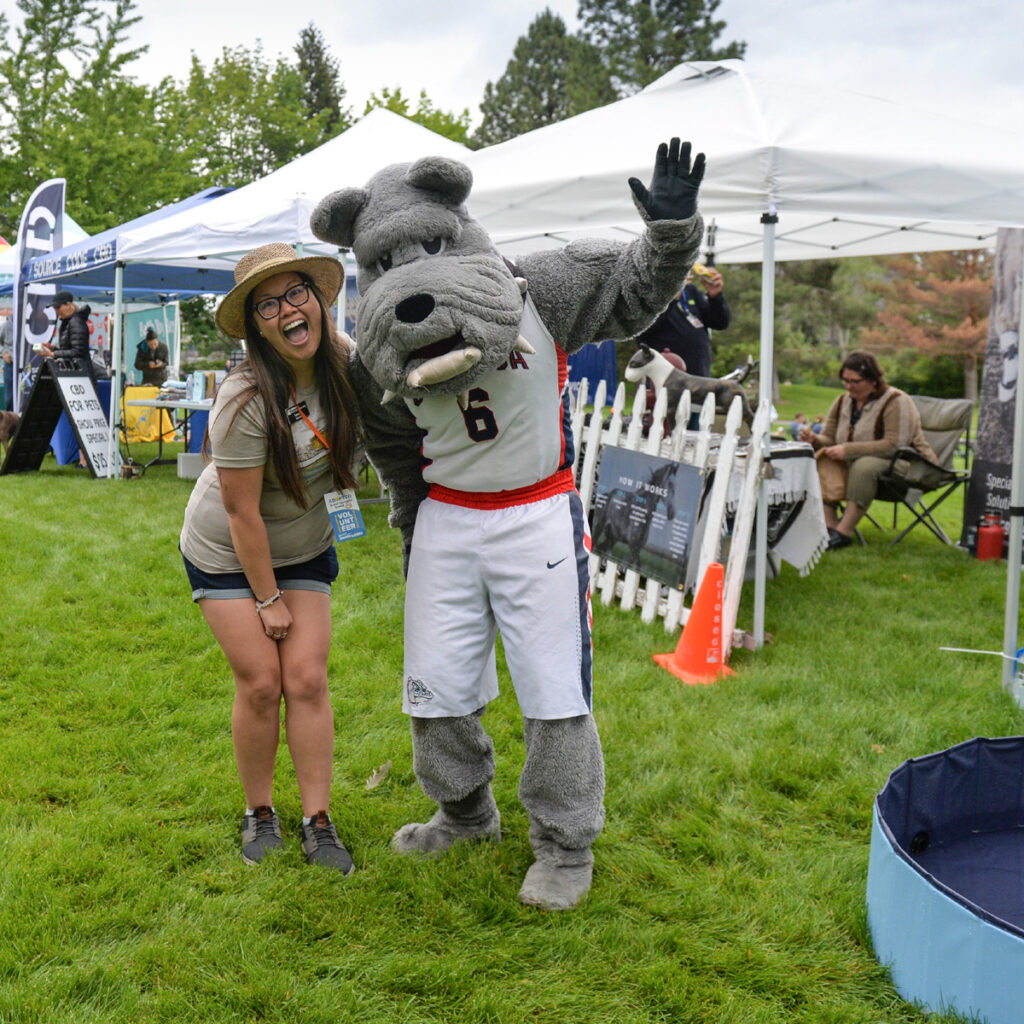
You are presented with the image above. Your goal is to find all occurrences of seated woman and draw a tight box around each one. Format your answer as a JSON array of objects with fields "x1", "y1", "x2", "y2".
[{"x1": 800, "y1": 351, "x2": 936, "y2": 550}]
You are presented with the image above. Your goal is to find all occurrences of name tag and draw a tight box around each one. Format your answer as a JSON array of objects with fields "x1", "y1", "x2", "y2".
[{"x1": 324, "y1": 489, "x2": 367, "y2": 543}]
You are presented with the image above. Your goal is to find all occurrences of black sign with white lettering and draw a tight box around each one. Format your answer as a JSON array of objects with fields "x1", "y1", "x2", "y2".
[{"x1": 0, "y1": 357, "x2": 111, "y2": 477}]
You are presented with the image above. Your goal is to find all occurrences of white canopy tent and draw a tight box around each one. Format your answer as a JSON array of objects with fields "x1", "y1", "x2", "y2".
[
  {"x1": 461, "y1": 59, "x2": 1024, "y2": 662},
  {"x1": 464, "y1": 60, "x2": 1024, "y2": 262}
]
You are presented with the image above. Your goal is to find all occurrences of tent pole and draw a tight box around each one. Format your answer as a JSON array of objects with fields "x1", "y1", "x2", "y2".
[
  {"x1": 754, "y1": 208, "x2": 778, "y2": 647},
  {"x1": 109, "y1": 262, "x2": 124, "y2": 480},
  {"x1": 1002, "y1": 264, "x2": 1024, "y2": 702}
]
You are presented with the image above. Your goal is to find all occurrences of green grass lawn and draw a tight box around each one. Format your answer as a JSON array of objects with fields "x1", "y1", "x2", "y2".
[{"x1": 0, "y1": 424, "x2": 1016, "y2": 1023}]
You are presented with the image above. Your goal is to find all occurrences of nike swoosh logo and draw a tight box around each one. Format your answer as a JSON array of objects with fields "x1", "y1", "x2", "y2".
[{"x1": 546, "y1": 557, "x2": 567, "y2": 569}]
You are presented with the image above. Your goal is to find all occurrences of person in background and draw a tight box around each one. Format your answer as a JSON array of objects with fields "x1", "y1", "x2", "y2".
[
  {"x1": 41, "y1": 290, "x2": 92, "y2": 369},
  {"x1": 635, "y1": 263, "x2": 729, "y2": 379},
  {"x1": 1, "y1": 316, "x2": 13, "y2": 411},
  {"x1": 135, "y1": 327, "x2": 169, "y2": 387},
  {"x1": 800, "y1": 351, "x2": 936, "y2": 550},
  {"x1": 178, "y1": 243, "x2": 362, "y2": 872},
  {"x1": 789, "y1": 412, "x2": 809, "y2": 440},
  {"x1": 811, "y1": 414, "x2": 824, "y2": 435},
  {"x1": 41, "y1": 291, "x2": 92, "y2": 467}
]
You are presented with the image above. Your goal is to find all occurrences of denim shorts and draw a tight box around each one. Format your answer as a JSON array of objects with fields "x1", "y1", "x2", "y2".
[{"x1": 182, "y1": 545, "x2": 339, "y2": 602}]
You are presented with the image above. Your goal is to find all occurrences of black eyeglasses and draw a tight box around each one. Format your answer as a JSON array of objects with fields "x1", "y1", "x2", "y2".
[
  {"x1": 841, "y1": 374, "x2": 865, "y2": 385},
  {"x1": 253, "y1": 282, "x2": 310, "y2": 321}
]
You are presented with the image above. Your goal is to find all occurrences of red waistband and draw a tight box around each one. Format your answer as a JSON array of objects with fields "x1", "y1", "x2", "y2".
[{"x1": 427, "y1": 468, "x2": 575, "y2": 510}]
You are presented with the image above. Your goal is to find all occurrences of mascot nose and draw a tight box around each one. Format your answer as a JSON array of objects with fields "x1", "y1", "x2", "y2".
[{"x1": 395, "y1": 294, "x2": 435, "y2": 324}]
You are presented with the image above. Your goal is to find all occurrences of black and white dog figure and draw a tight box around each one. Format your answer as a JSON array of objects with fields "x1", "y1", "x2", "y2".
[{"x1": 625, "y1": 343, "x2": 755, "y2": 428}]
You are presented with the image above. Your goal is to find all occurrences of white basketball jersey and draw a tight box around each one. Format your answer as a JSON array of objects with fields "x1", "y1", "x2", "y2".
[{"x1": 404, "y1": 293, "x2": 575, "y2": 507}]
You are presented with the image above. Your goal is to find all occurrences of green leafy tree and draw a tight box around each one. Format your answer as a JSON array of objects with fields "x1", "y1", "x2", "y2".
[
  {"x1": 364, "y1": 86, "x2": 472, "y2": 146},
  {"x1": 474, "y1": 8, "x2": 615, "y2": 147},
  {"x1": 577, "y1": 0, "x2": 746, "y2": 94},
  {"x1": 294, "y1": 22, "x2": 351, "y2": 138},
  {"x1": 0, "y1": 0, "x2": 182, "y2": 235},
  {"x1": 164, "y1": 44, "x2": 332, "y2": 189}
]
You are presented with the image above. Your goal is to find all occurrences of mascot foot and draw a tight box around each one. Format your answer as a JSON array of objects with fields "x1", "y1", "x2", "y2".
[
  {"x1": 391, "y1": 808, "x2": 501, "y2": 856},
  {"x1": 518, "y1": 859, "x2": 593, "y2": 911}
]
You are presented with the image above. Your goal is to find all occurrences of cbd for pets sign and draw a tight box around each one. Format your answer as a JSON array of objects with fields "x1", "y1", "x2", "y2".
[
  {"x1": 0, "y1": 356, "x2": 111, "y2": 478},
  {"x1": 53, "y1": 372, "x2": 111, "y2": 476},
  {"x1": 591, "y1": 447, "x2": 702, "y2": 588}
]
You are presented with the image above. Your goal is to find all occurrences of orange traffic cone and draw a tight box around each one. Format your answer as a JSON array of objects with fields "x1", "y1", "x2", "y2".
[{"x1": 653, "y1": 562, "x2": 734, "y2": 685}]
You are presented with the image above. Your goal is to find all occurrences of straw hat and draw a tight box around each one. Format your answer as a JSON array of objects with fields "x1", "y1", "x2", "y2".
[{"x1": 215, "y1": 242, "x2": 344, "y2": 339}]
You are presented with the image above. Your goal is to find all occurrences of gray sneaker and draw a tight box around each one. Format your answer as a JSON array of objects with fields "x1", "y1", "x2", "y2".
[
  {"x1": 301, "y1": 810, "x2": 354, "y2": 874},
  {"x1": 240, "y1": 806, "x2": 284, "y2": 865}
]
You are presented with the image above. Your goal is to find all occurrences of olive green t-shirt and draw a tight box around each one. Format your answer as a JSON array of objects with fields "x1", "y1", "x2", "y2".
[{"x1": 179, "y1": 373, "x2": 337, "y2": 573}]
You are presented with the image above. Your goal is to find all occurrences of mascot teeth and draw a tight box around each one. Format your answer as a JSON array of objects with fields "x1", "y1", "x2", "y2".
[
  {"x1": 512, "y1": 335, "x2": 536, "y2": 355},
  {"x1": 456, "y1": 390, "x2": 471, "y2": 410},
  {"x1": 380, "y1": 389, "x2": 398, "y2": 405},
  {"x1": 515, "y1": 276, "x2": 528, "y2": 295},
  {"x1": 406, "y1": 346, "x2": 482, "y2": 388}
]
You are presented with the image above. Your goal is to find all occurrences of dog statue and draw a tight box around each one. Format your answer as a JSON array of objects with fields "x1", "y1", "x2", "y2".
[
  {"x1": 0, "y1": 410, "x2": 20, "y2": 458},
  {"x1": 625, "y1": 343, "x2": 754, "y2": 427}
]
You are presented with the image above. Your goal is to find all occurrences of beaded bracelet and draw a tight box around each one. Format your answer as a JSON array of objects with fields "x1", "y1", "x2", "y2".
[{"x1": 254, "y1": 589, "x2": 282, "y2": 614}]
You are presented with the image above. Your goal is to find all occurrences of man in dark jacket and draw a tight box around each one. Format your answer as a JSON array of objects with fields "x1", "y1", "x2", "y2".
[
  {"x1": 634, "y1": 265, "x2": 729, "y2": 378},
  {"x1": 41, "y1": 290, "x2": 93, "y2": 369},
  {"x1": 40, "y1": 290, "x2": 94, "y2": 467}
]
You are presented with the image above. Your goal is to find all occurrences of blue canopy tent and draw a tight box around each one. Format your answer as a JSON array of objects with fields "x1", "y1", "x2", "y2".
[{"x1": 15, "y1": 186, "x2": 236, "y2": 301}]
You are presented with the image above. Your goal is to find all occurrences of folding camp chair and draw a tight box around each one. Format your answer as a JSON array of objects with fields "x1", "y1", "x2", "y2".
[{"x1": 872, "y1": 394, "x2": 973, "y2": 545}]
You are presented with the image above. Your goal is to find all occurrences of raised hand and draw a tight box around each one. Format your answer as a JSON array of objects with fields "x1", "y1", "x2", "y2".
[{"x1": 628, "y1": 138, "x2": 706, "y2": 221}]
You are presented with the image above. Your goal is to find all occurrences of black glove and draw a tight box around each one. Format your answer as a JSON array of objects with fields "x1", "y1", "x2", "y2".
[{"x1": 628, "y1": 138, "x2": 706, "y2": 221}]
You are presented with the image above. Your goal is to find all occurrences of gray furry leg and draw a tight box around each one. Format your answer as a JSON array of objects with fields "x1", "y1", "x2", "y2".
[
  {"x1": 391, "y1": 709, "x2": 501, "y2": 855},
  {"x1": 517, "y1": 714, "x2": 605, "y2": 910}
]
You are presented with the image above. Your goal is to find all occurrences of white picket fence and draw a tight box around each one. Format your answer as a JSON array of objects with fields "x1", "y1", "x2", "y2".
[{"x1": 572, "y1": 377, "x2": 771, "y2": 656}]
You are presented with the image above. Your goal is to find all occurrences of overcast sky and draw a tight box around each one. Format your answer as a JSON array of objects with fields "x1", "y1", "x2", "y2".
[{"x1": 119, "y1": 0, "x2": 1022, "y2": 130}]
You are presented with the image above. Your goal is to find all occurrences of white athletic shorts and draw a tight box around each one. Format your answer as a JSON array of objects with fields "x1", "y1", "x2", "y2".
[{"x1": 403, "y1": 490, "x2": 594, "y2": 719}]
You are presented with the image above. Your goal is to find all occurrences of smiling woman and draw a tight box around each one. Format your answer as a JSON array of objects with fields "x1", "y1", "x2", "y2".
[{"x1": 178, "y1": 242, "x2": 363, "y2": 873}]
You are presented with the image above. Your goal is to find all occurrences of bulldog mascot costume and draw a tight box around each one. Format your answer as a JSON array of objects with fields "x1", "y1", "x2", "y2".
[{"x1": 312, "y1": 138, "x2": 706, "y2": 910}]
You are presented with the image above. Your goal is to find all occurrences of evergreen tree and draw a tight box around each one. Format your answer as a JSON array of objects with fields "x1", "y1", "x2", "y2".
[
  {"x1": 294, "y1": 22, "x2": 350, "y2": 138},
  {"x1": 474, "y1": 8, "x2": 615, "y2": 147},
  {"x1": 577, "y1": 0, "x2": 746, "y2": 94}
]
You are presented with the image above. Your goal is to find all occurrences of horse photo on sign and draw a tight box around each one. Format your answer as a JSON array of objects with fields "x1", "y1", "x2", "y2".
[{"x1": 591, "y1": 447, "x2": 703, "y2": 589}]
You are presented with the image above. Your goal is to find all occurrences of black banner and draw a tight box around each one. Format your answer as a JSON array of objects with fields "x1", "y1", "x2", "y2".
[
  {"x1": 961, "y1": 228, "x2": 1023, "y2": 556},
  {"x1": 12, "y1": 179, "x2": 65, "y2": 413}
]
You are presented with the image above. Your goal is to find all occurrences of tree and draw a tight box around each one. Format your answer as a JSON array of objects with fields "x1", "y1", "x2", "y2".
[
  {"x1": 364, "y1": 86, "x2": 472, "y2": 146},
  {"x1": 859, "y1": 250, "x2": 992, "y2": 402},
  {"x1": 163, "y1": 44, "x2": 332, "y2": 189},
  {"x1": 0, "y1": 0, "x2": 168, "y2": 235},
  {"x1": 695, "y1": 257, "x2": 883, "y2": 386},
  {"x1": 577, "y1": 0, "x2": 746, "y2": 95},
  {"x1": 474, "y1": 9, "x2": 615, "y2": 147},
  {"x1": 294, "y1": 22, "x2": 351, "y2": 138}
]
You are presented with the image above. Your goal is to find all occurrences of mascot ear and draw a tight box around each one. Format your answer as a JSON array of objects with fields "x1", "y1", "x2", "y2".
[
  {"x1": 310, "y1": 188, "x2": 368, "y2": 248},
  {"x1": 406, "y1": 157, "x2": 472, "y2": 205}
]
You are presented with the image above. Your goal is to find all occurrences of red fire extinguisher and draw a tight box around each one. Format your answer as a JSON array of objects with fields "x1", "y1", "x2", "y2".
[{"x1": 977, "y1": 514, "x2": 1005, "y2": 561}]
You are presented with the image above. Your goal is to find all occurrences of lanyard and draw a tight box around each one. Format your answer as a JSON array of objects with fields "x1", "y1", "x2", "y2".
[{"x1": 289, "y1": 386, "x2": 331, "y2": 452}]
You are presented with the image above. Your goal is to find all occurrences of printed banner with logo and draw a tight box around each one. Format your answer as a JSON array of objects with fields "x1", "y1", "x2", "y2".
[
  {"x1": 12, "y1": 179, "x2": 66, "y2": 412},
  {"x1": 961, "y1": 228, "x2": 1024, "y2": 556}
]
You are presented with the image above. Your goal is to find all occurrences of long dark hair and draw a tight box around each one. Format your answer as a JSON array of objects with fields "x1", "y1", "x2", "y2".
[{"x1": 210, "y1": 273, "x2": 361, "y2": 507}]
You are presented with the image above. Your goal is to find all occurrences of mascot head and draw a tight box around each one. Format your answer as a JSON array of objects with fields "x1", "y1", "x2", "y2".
[{"x1": 311, "y1": 156, "x2": 531, "y2": 404}]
